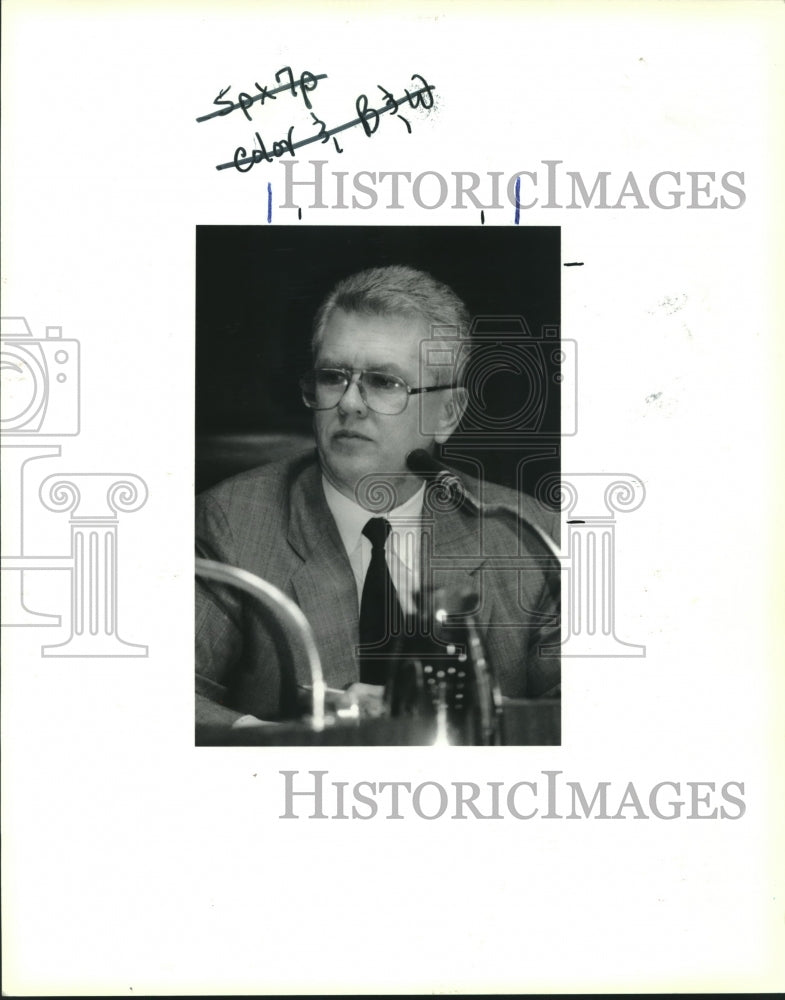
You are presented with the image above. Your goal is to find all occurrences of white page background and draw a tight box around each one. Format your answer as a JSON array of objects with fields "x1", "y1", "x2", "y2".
[{"x1": 2, "y1": 1, "x2": 784, "y2": 994}]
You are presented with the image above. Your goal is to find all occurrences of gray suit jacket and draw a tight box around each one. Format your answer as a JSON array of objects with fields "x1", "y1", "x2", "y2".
[{"x1": 196, "y1": 450, "x2": 560, "y2": 723}]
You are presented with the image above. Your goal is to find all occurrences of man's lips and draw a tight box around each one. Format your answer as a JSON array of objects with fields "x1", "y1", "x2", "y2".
[{"x1": 332, "y1": 429, "x2": 374, "y2": 443}]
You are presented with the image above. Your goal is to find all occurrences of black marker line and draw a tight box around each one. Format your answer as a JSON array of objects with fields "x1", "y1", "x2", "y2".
[
  {"x1": 480, "y1": 210, "x2": 485, "y2": 224},
  {"x1": 196, "y1": 74, "x2": 329, "y2": 123},
  {"x1": 215, "y1": 84, "x2": 435, "y2": 172},
  {"x1": 563, "y1": 262, "x2": 584, "y2": 267}
]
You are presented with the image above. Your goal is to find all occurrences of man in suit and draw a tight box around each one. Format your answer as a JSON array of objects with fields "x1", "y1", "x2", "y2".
[{"x1": 196, "y1": 265, "x2": 560, "y2": 732}]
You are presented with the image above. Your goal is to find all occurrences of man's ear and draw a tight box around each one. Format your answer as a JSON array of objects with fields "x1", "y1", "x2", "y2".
[{"x1": 434, "y1": 387, "x2": 468, "y2": 444}]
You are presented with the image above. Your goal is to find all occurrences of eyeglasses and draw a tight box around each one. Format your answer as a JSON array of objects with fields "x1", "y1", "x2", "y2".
[{"x1": 300, "y1": 367, "x2": 458, "y2": 416}]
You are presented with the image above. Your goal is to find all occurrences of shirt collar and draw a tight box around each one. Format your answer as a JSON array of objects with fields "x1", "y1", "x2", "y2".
[{"x1": 322, "y1": 476, "x2": 424, "y2": 556}]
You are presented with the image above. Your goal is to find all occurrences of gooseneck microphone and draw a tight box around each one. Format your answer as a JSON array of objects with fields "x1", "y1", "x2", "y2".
[
  {"x1": 406, "y1": 448, "x2": 466, "y2": 499},
  {"x1": 406, "y1": 449, "x2": 562, "y2": 592}
]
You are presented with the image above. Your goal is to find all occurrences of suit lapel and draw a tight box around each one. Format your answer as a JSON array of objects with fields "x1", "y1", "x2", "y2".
[
  {"x1": 287, "y1": 461, "x2": 360, "y2": 689},
  {"x1": 428, "y1": 496, "x2": 487, "y2": 600}
]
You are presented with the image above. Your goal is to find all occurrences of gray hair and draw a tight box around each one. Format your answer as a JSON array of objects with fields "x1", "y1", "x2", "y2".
[{"x1": 312, "y1": 266, "x2": 471, "y2": 382}]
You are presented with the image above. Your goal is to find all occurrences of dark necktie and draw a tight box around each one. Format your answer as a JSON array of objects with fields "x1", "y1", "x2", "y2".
[{"x1": 359, "y1": 517, "x2": 401, "y2": 685}]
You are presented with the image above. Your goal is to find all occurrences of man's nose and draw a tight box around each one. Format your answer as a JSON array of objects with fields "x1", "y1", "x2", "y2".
[{"x1": 337, "y1": 374, "x2": 368, "y2": 415}]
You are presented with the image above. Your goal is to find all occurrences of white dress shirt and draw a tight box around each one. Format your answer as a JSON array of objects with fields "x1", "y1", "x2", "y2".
[{"x1": 322, "y1": 477, "x2": 424, "y2": 615}]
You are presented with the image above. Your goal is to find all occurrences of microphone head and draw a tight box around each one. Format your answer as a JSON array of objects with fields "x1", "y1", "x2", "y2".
[{"x1": 406, "y1": 449, "x2": 438, "y2": 477}]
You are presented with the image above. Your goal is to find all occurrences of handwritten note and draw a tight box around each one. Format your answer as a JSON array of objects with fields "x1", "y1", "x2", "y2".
[{"x1": 195, "y1": 67, "x2": 436, "y2": 173}]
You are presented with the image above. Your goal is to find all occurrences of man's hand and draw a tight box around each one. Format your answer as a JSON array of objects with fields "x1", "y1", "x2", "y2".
[
  {"x1": 341, "y1": 682, "x2": 386, "y2": 719},
  {"x1": 317, "y1": 682, "x2": 386, "y2": 720}
]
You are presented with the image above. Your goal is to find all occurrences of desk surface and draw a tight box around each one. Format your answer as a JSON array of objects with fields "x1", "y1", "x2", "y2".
[{"x1": 196, "y1": 698, "x2": 560, "y2": 746}]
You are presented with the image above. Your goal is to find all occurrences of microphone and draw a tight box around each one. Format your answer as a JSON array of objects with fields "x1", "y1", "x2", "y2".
[
  {"x1": 405, "y1": 448, "x2": 561, "y2": 580},
  {"x1": 195, "y1": 558, "x2": 326, "y2": 732},
  {"x1": 406, "y1": 448, "x2": 466, "y2": 497}
]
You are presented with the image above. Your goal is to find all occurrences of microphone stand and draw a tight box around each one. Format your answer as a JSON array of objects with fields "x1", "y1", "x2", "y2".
[{"x1": 195, "y1": 557, "x2": 326, "y2": 732}]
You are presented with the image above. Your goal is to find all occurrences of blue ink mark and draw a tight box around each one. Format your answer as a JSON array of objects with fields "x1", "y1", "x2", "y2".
[
  {"x1": 514, "y1": 177, "x2": 520, "y2": 225},
  {"x1": 267, "y1": 182, "x2": 272, "y2": 223}
]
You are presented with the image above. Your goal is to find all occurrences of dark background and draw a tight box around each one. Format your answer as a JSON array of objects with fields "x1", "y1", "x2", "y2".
[{"x1": 196, "y1": 226, "x2": 560, "y2": 493}]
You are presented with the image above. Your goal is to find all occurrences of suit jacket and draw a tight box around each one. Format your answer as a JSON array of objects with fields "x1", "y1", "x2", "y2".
[{"x1": 195, "y1": 450, "x2": 560, "y2": 723}]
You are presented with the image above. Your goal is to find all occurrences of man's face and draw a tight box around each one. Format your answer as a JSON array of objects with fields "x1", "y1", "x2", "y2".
[{"x1": 313, "y1": 308, "x2": 451, "y2": 505}]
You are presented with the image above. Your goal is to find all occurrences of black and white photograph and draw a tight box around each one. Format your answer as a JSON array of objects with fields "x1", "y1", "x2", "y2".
[{"x1": 194, "y1": 226, "x2": 562, "y2": 746}]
